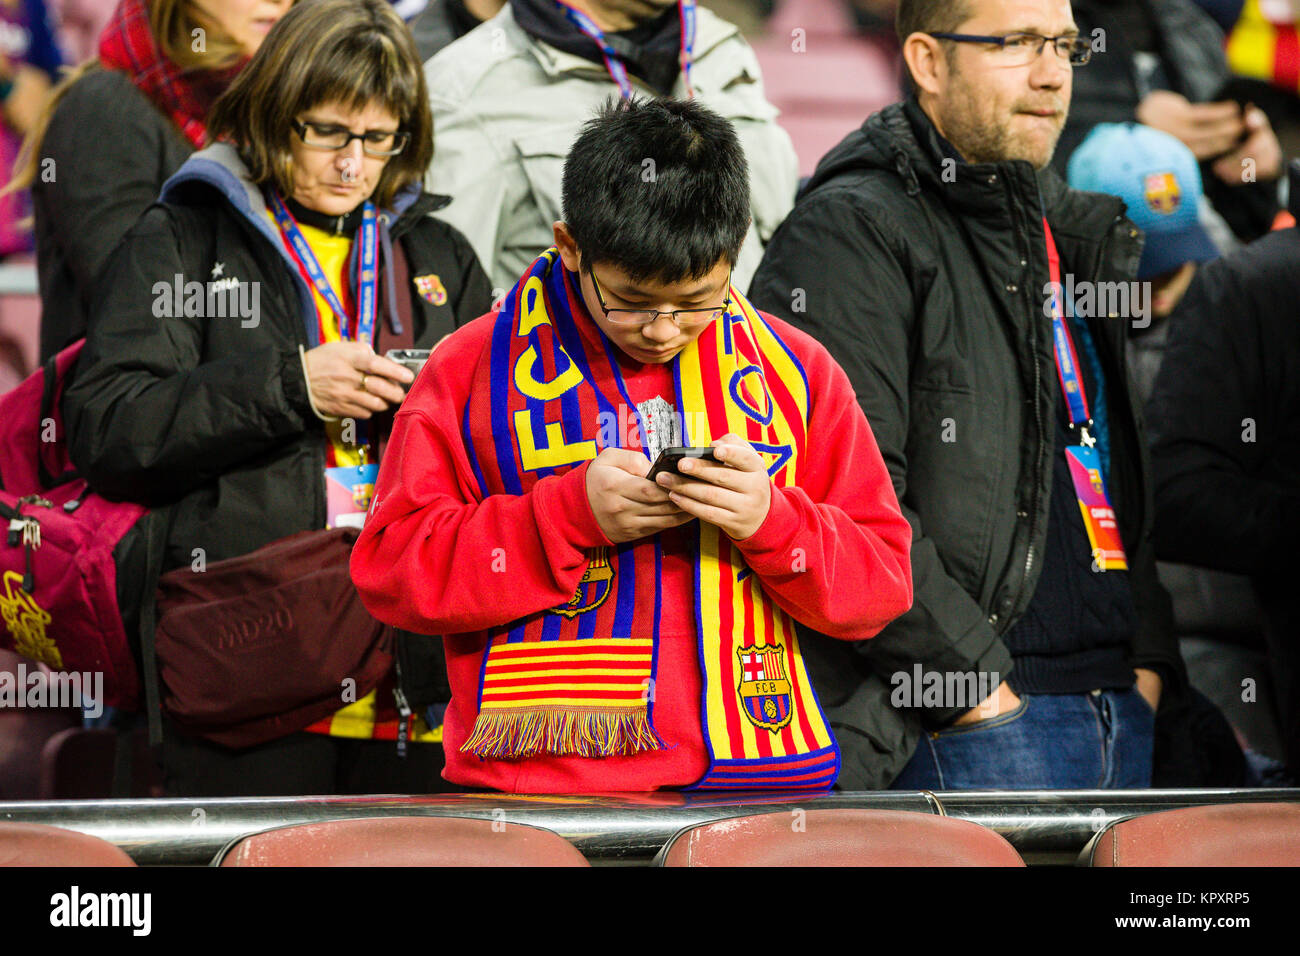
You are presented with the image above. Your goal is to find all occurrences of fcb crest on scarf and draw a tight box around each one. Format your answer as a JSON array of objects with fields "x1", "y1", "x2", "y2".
[
  {"x1": 413, "y1": 273, "x2": 448, "y2": 305},
  {"x1": 458, "y1": 248, "x2": 840, "y2": 790},
  {"x1": 736, "y1": 644, "x2": 792, "y2": 731},
  {"x1": 556, "y1": 547, "x2": 614, "y2": 618}
]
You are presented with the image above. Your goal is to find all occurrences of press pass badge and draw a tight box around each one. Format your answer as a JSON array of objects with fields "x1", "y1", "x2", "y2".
[
  {"x1": 326, "y1": 463, "x2": 379, "y2": 529},
  {"x1": 1065, "y1": 441, "x2": 1127, "y2": 571}
]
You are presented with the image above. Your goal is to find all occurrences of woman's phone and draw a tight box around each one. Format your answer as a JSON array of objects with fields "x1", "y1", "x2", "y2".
[{"x1": 647, "y1": 446, "x2": 720, "y2": 481}]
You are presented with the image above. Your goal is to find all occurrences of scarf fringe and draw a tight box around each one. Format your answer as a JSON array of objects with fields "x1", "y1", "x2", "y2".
[{"x1": 461, "y1": 708, "x2": 665, "y2": 759}]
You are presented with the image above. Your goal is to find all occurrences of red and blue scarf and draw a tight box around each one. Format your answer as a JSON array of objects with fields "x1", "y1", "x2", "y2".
[{"x1": 460, "y1": 249, "x2": 839, "y2": 789}]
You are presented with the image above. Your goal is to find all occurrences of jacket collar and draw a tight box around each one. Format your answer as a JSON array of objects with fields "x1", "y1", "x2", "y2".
[
  {"x1": 510, "y1": 0, "x2": 683, "y2": 94},
  {"x1": 495, "y1": 3, "x2": 740, "y2": 90},
  {"x1": 811, "y1": 98, "x2": 1130, "y2": 247},
  {"x1": 159, "y1": 143, "x2": 444, "y2": 347}
]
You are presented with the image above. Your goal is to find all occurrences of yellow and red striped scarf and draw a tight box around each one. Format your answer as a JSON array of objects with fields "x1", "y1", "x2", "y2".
[{"x1": 1227, "y1": 0, "x2": 1300, "y2": 93}]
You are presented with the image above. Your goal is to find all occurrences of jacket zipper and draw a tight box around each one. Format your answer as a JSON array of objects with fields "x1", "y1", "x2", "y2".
[{"x1": 1000, "y1": 178, "x2": 1048, "y2": 629}]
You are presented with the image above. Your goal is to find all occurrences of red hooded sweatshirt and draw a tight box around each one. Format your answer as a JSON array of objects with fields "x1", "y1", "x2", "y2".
[{"x1": 351, "y1": 300, "x2": 912, "y2": 793}]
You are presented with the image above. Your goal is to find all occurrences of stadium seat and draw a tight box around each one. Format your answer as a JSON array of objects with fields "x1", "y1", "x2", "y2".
[
  {"x1": 655, "y1": 808, "x2": 1025, "y2": 866},
  {"x1": 0, "y1": 822, "x2": 137, "y2": 866},
  {"x1": 40, "y1": 725, "x2": 166, "y2": 799},
  {"x1": 0, "y1": 650, "x2": 83, "y2": 800},
  {"x1": 1086, "y1": 803, "x2": 1300, "y2": 866},
  {"x1": 216, "y1": 816, "x2": 591, "y2": 866}
]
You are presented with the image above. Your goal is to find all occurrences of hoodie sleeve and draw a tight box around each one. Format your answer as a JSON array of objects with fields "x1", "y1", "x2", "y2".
[
  {"x1": 729, "y1": 324, "x2": 913, "y2": 640},
  {"x1": 351, "y1": 322, "x2": 616, "y2": 635}
]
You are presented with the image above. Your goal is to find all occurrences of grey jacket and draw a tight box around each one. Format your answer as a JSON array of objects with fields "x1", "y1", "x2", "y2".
[{"x1": 423, "y1": 3, "x2": 798, "y2": 292}]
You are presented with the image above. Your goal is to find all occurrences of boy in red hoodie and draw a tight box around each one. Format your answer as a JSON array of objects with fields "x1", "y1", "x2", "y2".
[{"x1": 351, "y1": 97, "x2": 912, "y2": 793}]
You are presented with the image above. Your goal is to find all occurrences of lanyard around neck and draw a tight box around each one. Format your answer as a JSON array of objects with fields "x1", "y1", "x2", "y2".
[
  {"x1": 270, "y1": 190, "x2": 379, "y2": 346},
  {"x1": 552, "y1": 0, "x2": 697, "y2": 99},
  {"x1": 1043, "y1": 217, "x2": 1094, "y2": 443}
]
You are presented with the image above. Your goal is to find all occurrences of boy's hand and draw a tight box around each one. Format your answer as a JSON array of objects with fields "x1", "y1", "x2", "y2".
[
  {"x1": 586, "y1": 447, "x2": 693, "y2": 544},
  {"x1": 655, "y1": 434, "x2": 772, "y2": 541}
]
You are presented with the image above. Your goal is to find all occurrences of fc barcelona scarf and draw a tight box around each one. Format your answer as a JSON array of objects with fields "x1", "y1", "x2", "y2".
[{"x1": 460, "y1": 249, "x2": 839, "y2": 789}]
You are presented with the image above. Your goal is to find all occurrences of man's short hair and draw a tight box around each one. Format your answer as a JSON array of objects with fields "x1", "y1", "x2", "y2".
[
  {"x1": 895, "y1": 0, "x2": 970, "y2": 42},
  {"x1": 560, "y1": 97, "x2": 750, "y2": 284}
]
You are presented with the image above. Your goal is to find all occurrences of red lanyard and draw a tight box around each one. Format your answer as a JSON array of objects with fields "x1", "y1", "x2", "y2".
[{"x1": 1043, "y1": 218, "x2": 1093, "y2": 431}]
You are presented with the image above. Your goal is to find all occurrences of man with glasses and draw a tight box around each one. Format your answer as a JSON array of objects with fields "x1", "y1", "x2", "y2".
[
  {"x1": 352, "y1": 97, "x2": 914, "y2": 793},
  {"x1": 749, "y1": 0, "x2": 1196, "y2": 789}
]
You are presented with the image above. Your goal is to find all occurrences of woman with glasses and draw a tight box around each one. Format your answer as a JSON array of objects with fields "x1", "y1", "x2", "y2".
[{"x1": 64, "y1": 0, "x2": 492, "y2": 796}]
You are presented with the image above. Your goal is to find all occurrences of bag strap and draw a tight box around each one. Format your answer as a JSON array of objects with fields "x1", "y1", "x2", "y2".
[{"x1": 140, "y1": 509, "x2": 170, "y2": 748}]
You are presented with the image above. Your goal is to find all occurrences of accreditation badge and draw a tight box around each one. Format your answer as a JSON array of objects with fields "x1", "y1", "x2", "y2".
[
  {"x1": 1064, "y1": 445, "x2": 1128, "y2": 571},
  {"x1": 325, "y1": 463, "x2": 379, "y2": 529}
]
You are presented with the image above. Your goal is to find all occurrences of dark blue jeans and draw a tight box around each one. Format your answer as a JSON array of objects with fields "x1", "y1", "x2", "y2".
[{"x1": 889, "y1": 688, "x2": 1155, "y2": 790}]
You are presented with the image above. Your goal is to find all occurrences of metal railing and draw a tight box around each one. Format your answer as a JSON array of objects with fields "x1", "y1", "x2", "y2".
[{"x1": 2, "y1": 788, "x2": 1296, "y2": 865}]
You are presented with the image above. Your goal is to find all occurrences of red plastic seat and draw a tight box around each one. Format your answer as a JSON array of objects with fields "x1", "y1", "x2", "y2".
[
  {"x1": 39, "y1": 726, "x2": 165, "y2": 799},
  {"x1": 657, "y1": 809, "x2": 1025, "y2": 866},
  {"x1": 0, "y1": 650, "x2": 83, "y2": 800},
  {"x1": 1088, "y1": 803, "x2": 1300, "y2": 866},
  {"x1": 0, "y1": 822, "x2": 136, "y2": 866},
  {"x1": 217, "y1": 816, "x2": 590, "y2": 867}
]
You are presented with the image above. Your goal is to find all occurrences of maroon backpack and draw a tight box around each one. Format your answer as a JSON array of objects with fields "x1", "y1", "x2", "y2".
[{"x1": 0, "y1": 341, "x2": 149, "y2": 712}]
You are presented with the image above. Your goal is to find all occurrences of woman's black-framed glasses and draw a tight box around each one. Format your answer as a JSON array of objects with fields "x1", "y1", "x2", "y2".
[
  {"x1": 589, "y1": 267, "x2": 733, "y2": 328},
  {"x1": 928, "y1": 32, "x2": 1093, "y2": 67},
  {"x1": 292, "y1": 119, "x2": 411, "y2": 157}
]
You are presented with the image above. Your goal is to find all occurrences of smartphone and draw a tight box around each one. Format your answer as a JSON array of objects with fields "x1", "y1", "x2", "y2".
[
  {"x1": 385, "y1": 348, "x2": 432, "y2": 388},
  {"x1": 647, "y1": 446, "x2": 720, "y2": 482}
]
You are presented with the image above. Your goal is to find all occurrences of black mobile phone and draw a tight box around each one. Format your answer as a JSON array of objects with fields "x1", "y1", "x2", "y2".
[
  {"x1": 647, "y1": 446, "x2": 720, "y2": 482},
  {"x1": 385, "y1": 348, "x2": 432, "y2": 388}
]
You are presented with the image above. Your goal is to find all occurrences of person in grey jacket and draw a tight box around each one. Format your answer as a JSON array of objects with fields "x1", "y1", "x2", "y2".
[{"x1": 423, "y1": 0, "x2": 798, "y2": 293}]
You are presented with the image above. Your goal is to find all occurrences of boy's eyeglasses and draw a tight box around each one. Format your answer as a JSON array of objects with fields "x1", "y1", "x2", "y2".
[
  {"x1": 589, "y1": 267, "x2": 732, "y2": 328},
  {"x1": 292, "y1": 119, "x2": 411, "y2": 157},
  {"x1": 928, "y1": 32, "x2": 1093, "y2": 67}
]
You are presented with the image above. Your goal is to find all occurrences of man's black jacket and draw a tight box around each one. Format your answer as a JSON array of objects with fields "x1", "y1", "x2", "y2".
[
  {"x1": 1148, "y1": 167, "x2": 1300, "y2": 774},
  {"x1": 748, "y1": 100, "x2": 1184, "y2": 789}
]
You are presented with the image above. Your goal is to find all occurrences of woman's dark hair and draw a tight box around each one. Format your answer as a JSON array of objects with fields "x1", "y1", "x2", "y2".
[
  {"x1": 560, "y1": 96, "x2": 751, "y2": 284},
  {"x1": 207, "y1": 0, "x2": 432, "y2": 209}
]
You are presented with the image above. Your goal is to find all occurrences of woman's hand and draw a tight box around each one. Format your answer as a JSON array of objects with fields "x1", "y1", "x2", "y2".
[{"x1": 303, "y1": 340, "x2": 413, "y2": 419}]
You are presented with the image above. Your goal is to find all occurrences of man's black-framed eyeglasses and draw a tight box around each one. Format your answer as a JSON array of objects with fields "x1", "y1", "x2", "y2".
[
  {"x1": 292, "y1": 119, "x2": 412, "y2": 157},
  {"x1": 928, "y1": 32, "x2": 1093, "y2": 67},
  {"x1": 588, "y1": 266, "x2": 733, "y2": 328}
]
